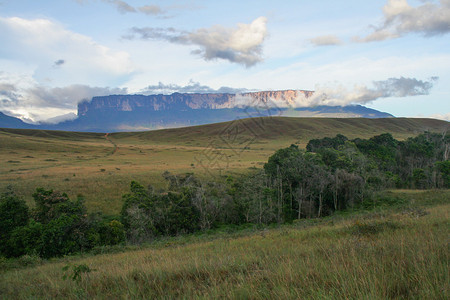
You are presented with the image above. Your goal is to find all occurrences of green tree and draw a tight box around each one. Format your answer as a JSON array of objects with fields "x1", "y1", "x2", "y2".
[
  {"x1": 121, "y1": 181, "x2": 155, "y2": 243},
  {"x1": 9, "y1": 220, "x2": 43, "y2": 257},
  {"x1": 435, "y1": 160, "x2": 450, "y2": 188},
  {"x1": 32, "y1": 188, "x2": 86, "y2": 224},
  {"x1": 0, "y1": 188, "x2": 29, "y2": 257},
  {"x1": 31, "y1": 188, "x2": 91, "y2": 258}
]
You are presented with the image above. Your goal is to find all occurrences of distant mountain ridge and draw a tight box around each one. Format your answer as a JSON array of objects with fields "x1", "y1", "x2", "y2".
[
  {"x1": 0, "y1": 112, "x2": 35, "y2": 129},
  {"x1": 77, "y1": 90, "x2": 315, "y2": 115},
  {"x1": 73, "y1": 90, "x2": 393, "y2": 131},
  {"x1": 1, "y1": 90, "x2": 396, "y2": 132}
]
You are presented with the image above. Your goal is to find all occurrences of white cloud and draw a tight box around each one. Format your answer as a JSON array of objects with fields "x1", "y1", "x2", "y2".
[
  {"x1": 285, "y1": 77, "x2": 439, "y2": 108},
  {"x1": 0, "y1": 17, "x2": 134, "y2": 86},
  {"x1": 126, "y1": 16, "x2": 269, "y2": 67},
  {"x1": 42, "y1": 112, "x2": 78, "y2": 124},
  {"x1": 140, "y1": 80, "x2": 249, "y2": 95},
  {"x1": 425, "y1": 113, "x2": 450, "y2": 121},
  {"x1": 188, "y1": 16, "x2": 268, "y2": 67},
  {"x1": 0, "y1": 81, "x2": 128, "y2": 122},
  {"x1": 356, "y1": 0, "x2": 450, "y2": 42}
]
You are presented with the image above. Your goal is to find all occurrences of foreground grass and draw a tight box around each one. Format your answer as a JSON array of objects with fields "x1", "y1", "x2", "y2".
[{"x1": 1, "y1": 190, "x2": 448, "y2": 299}]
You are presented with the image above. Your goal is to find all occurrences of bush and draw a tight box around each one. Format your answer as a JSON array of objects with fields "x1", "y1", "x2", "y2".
[
  {"x1": 9, "y1": 220, "x2": 43, "y2": 257},
  {"x1": 99, "y1": 220, "x2": 126, "y2": 245},
  {"x1": 0, "y1": 189, "x2": 29, "y2": 257}
]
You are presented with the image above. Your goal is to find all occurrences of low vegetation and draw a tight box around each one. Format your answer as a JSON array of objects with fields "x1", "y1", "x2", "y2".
[
  {"x1": 0, "y1": 190, "x2": 448, "y2": 299},
  {"x1": 0, "y1": 121, "x2": 448, "y2": 298}
]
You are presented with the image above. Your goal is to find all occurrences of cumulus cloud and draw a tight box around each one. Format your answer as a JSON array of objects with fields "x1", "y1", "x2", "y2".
[
  {"x1": 0, "y1": 83, "x2": 20, "y2": 105},
  {"x1": 0, "y1": 82, "x2": 127, "y2": 122},
  {"x1": 0, "y1": 17, "x2": 134, "y2": 87},
  {"x1": 289, "y1": 77, "x2": 438, "y2": 107},
  {"x1": 356, "y1": 0, "x2": 450, "y2": 42},
  {"x1": 309, "y1": 35, "x2": 342, "y2": 46},
  {"x1": 125, "y1": 16, "x2": 269, "y2": 67},
  {"x1": 140, "y1": 80, "x2": 249, "y2": 95},
  {"x1": 231, "y1": 77, "x2": 438, "y2": 109}
]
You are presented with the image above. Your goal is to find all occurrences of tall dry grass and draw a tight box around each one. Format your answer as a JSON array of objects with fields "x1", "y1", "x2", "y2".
[{"x1": 1, "y1": 196, "x2": 448, "y2": 299}]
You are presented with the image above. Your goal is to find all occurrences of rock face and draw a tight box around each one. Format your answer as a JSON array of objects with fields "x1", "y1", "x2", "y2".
[
  {"x1": 66, "y1": 89, "x2": 395, "y2": 131},
  {"x1": 78, "y1": 90, "x2": 314, "y2": 116},
  {"x1": 0, "y1": 90, "x2": 395, "y2": 132}
]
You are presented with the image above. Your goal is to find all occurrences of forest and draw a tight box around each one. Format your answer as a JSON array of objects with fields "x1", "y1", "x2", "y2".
[{"x1": 1, "y1": 131, "x2": 449, "y2": 259}]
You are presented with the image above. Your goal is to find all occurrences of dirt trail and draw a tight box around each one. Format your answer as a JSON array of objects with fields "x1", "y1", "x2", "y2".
[{"x1": 104, "y1": 133, "x2": 119, "y2": 155}]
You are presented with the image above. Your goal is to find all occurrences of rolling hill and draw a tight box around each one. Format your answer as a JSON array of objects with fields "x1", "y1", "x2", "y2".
[{"x1": 1, "y1": 117, "x2": 448, "y2": 214}]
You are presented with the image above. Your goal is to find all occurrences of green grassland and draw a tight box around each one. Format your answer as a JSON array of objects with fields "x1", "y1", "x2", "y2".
[
  {"x1": 1, "y1": 117, "x2": 448, "y2": 214},
  {"x1": 0, "y1": 189, "x2": 448, "y2": 299}
]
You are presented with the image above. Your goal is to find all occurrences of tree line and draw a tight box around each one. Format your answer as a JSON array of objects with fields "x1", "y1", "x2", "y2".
[{"x1": 1, "y1": 131, "x2": 448, "y2": 259}]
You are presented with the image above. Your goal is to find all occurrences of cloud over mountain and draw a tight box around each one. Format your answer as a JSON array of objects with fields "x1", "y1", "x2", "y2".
[
  {"x1": 292, "y1": 77, "x2": 439, "y2": 107},
  {"x1": 0, "y1": 82, "x2": 127, "y2": 122},
  {"x1": 140, "y1": 81, "x2": 249, "y2": 95}
]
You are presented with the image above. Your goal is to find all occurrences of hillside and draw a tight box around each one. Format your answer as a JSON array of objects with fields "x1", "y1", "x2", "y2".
[
  {"x1": 0, "y1": 112, "x2": 36, "y2": 129},
  {"x1": 1, "y1": 190, "x2": 448, "y2": 299},
  {"x1": 110, "y1": 117, "x2": 448, "y2": 148},
  {"x1": 1, "y1": 117, "x2": 448, "y2": 214}
]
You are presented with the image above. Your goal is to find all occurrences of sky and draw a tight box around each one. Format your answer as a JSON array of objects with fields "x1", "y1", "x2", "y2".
[{"x1": 0, "y1": 0, "x2": 449, "y2": 122}]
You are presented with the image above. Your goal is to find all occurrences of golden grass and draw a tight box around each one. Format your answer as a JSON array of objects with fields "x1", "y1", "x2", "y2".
[
  {"x1": 1, "y1": 117, "x2": 448, "y2": 214},
  {"x1": 1, "y1": 190, "x2": 448, "y2": 299}
]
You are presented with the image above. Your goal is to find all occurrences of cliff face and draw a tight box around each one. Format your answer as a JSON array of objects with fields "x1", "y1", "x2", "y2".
[
  {"x1": 78, "y1": 90, "x2": 313, "y2": 116},
  {"x1": 68, "y1": 90, "x2": 396, "y2": 132}
]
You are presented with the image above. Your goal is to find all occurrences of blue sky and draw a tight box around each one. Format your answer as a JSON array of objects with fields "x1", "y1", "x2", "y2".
[{"x1": 0, "y1": 0, "x2": 449, "y2": 122}]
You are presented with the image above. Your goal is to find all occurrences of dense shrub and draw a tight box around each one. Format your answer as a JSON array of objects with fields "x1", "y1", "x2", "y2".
[
  {"x1": 0, "y1": 189, "x2": 29, "y2": 257},
  {"x1": 8, "y1": 220, "x2": 43, "y2": 257}
]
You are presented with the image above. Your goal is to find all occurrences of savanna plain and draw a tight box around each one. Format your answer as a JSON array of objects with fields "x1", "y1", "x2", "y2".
[{"x1": 0, "y1": 117, "x2": 449, "y2": 299}]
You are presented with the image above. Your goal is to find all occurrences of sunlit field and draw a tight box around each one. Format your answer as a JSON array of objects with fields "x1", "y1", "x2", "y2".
[{"x1": 1, "y1": 117, "x2": 448, "y2": 214}]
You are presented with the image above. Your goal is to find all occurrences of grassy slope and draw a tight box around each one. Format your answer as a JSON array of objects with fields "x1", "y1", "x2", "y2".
[
  {"x1": 0, "y1": 190, "x2": 448, "y2": 299},
  {"x1": 110, "y1": 117, "x2": 449, "y2": 148},
  {"x1": 1, "y1": 117, "x2": 448, "y2": 214}
]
